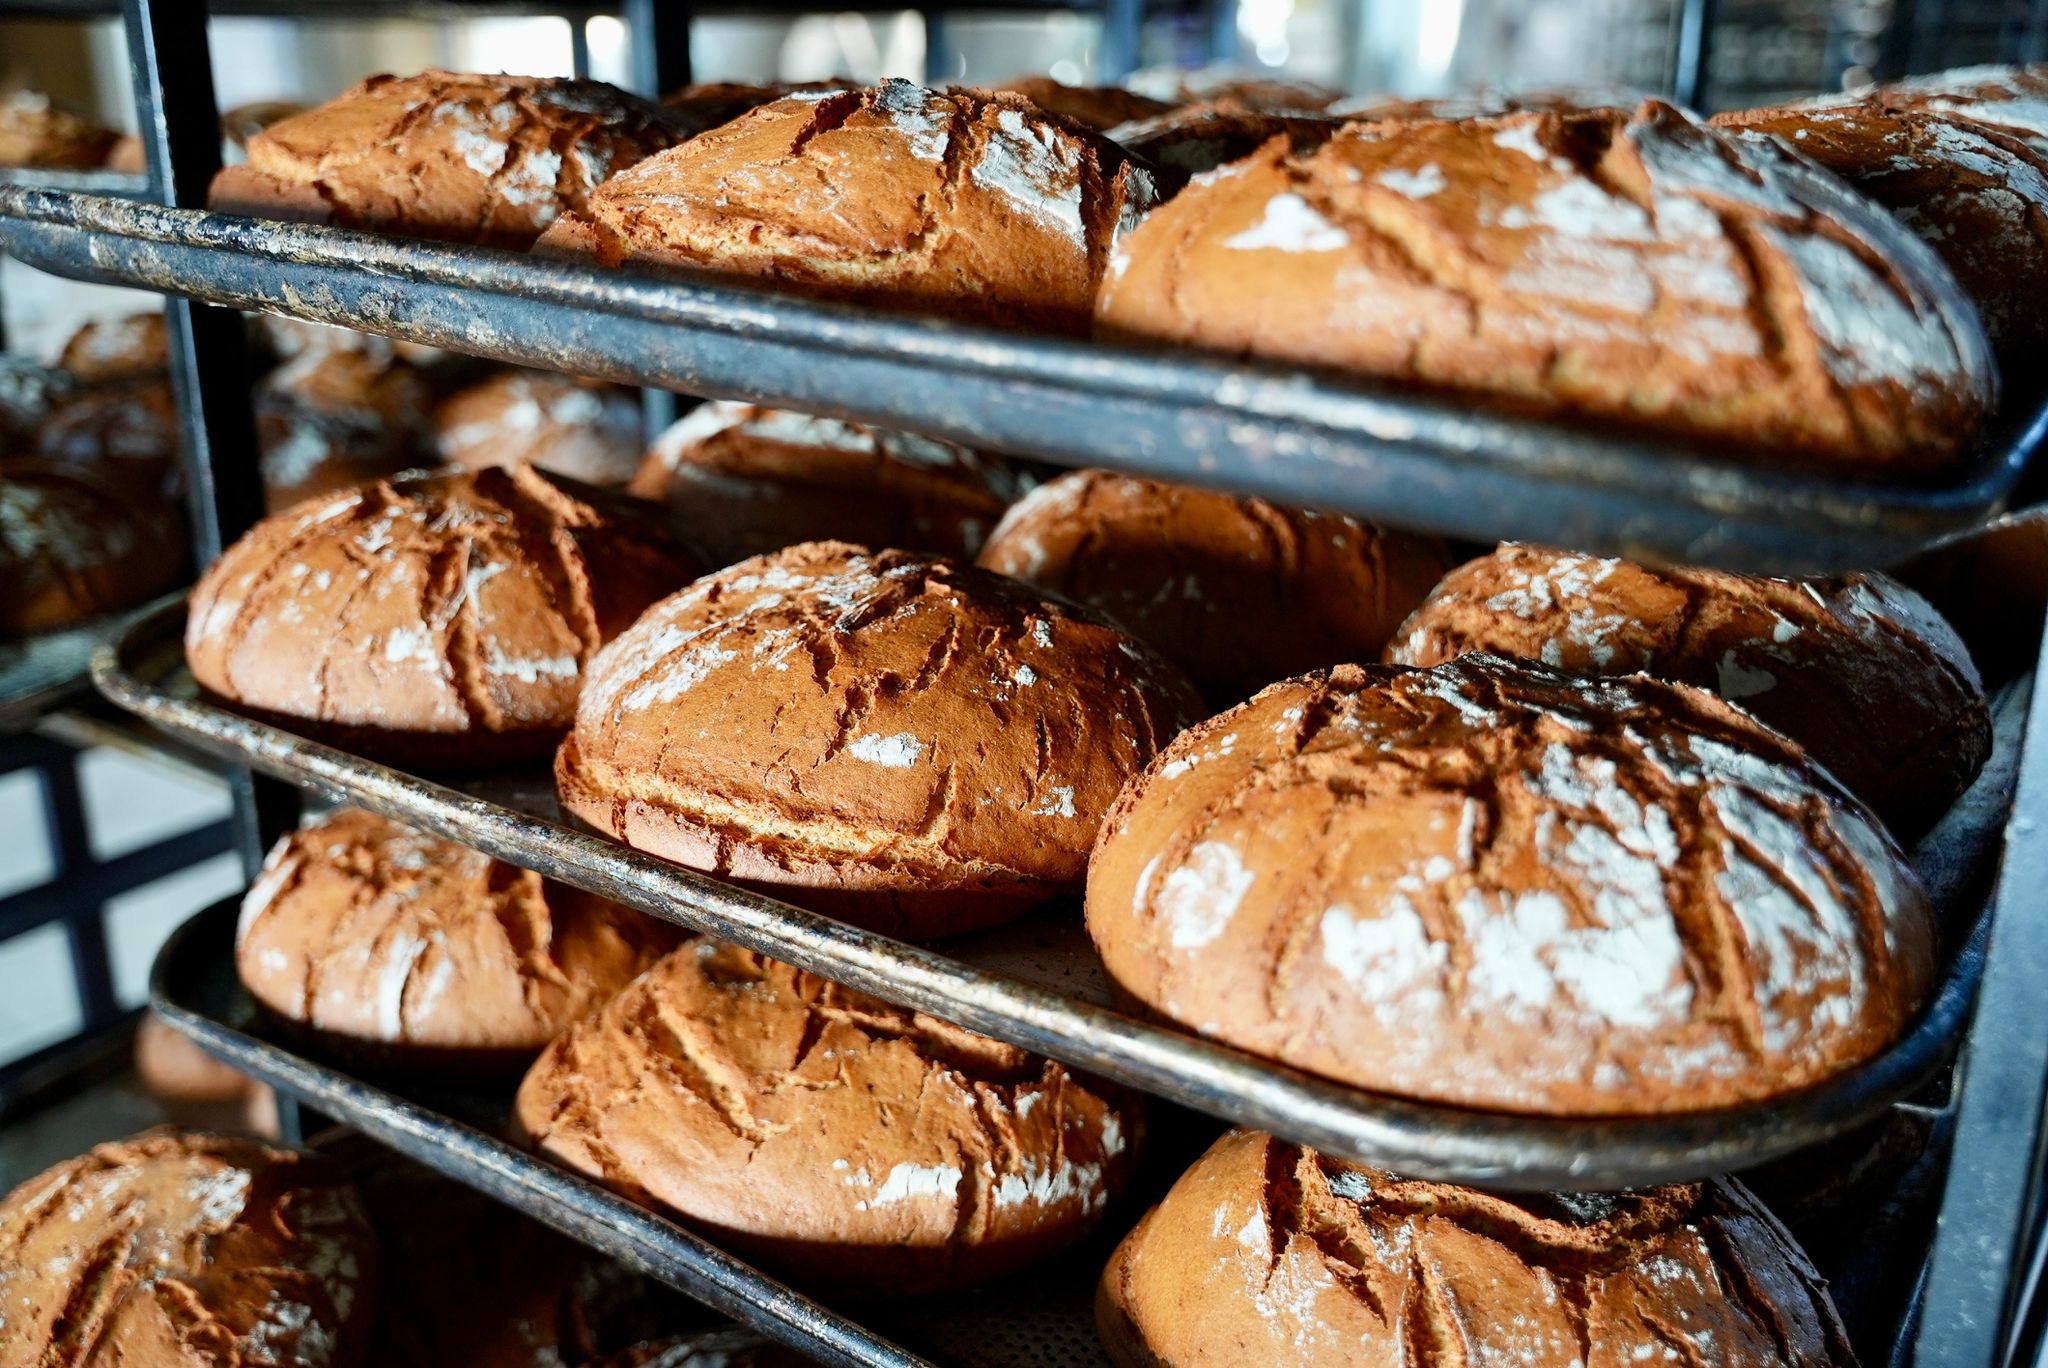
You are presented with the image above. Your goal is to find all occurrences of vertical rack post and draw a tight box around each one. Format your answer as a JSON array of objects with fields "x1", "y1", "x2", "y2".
[
  {"x1": 1099, "y1": 0, "x2": 1141, "y2": 81},
  {"x1": 122, "y1": 0, "x2": 295, "y2": 880},
  {"x1": 1671, "y1": 0, "x2": 1719, "y2": 110},
  {"x1": 625, "y1": 0, "x2": 689, "y2": 440}
]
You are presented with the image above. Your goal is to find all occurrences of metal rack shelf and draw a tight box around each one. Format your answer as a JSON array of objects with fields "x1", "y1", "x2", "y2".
[{"x1": 3, "y1": 189, "x2": 2045, "y2": 574}]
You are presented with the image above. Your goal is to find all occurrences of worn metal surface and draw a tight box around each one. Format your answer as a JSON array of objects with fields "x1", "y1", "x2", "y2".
[
  {"x1": 0, "y1": 169, "x2": 148, "y2": 197},
  {"x1": 3, "y1": 188, "x2": 2043, "y2": 573},
  {"x1": 97, "y1": 600, "x2": 2018, "y2": 1190},
  {"x1": 149, "y1": 900, "x2": 933, "y2": 1368}
]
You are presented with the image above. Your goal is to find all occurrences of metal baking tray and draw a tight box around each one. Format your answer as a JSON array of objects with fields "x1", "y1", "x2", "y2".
[
  {"x1": 0, "y1": 168, "x2": 148, "y2": 198},
  {"x1": 0, "y1": 613, "x2": 136, "y2": 733},
  {"x1": 151, "y1": 896, "x2": 1109, "y2": 1368},
  {"x1": 94, "y1": 582, "x2": 2028, "y2": 1190},
  {"x1": 3, "y1": 187, "x2": 2045, "y2": 574}
]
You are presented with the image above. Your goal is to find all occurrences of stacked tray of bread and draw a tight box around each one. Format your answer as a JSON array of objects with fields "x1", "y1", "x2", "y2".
[{"x1": 4, "y1": 58, "x2": 2044, "y2": 1367}]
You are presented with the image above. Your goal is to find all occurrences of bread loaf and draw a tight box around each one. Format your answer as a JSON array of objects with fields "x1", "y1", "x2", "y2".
[
  {"x1": 256, "y1": 344, "x2": 429, "y2": 511},
  {"x1": 994, "y1": 76, "x2": 1173, "y2": 131},
  {"x1": 209, "y1": 71, "x2": 687, "y2": 248},
  {"x1": 0, "y1": 1128, "x2": 378, "y2": 1368},
  {"x1": 0, "y1": 90, "x2": 118, "y2": 169},
  {"x1": 134, "y1": 1012, "x2": 252, "y2": 1106},
  {"x1": 1330, "y1": 84, "x2": 1655, "y2": 120},
  {"x1": 1869, "y1": 62, "x2": 2048, "y2": 152},
  {"x1": 58, "y1": 312, "x2": 169, "y2": 384},
  {"x1": 1098, "y1": 100, "x2": 1994, "y2": 476},
  {"x1": 558, "y1": 541, "x2": 1205, "y2": 938},
  {"x1": 1130, "y1": 69, "x2": 1339, "y2": 112},
  {"x1": 1097, "y1": 1130, "x2": 1855, "y2": 1368},
  {"x1": 537, "y1": 80, "x2": 1161, "y2": 336},
  {"x1": 1086, "y1": 656, "x2": 1936, "y2": 1115},
  {"x1": 434, "y1": 369, "x2": 643, "y2": 485},
  {"x1": 1387, "y1": 543, "x2": 1991, "y2": 838},
  {"x1": 1716, "y1": 99, "x2": 2048, "y2": 380},
  {"x1": 627, "y1": 402, "x2": 1016, "y2": 565},
  {"x1": 979, "y1": 469, "x2": 1446, "y2": 704},
  {"x1": 186, "y1": 464, "x2": 700, "y2": 766},
  {"x1": 1105, "y1": 100, "x2": 1338, "y2": 175},
  {"x1": 662, "y1": 79, "x2": 849, "y2": 134},
  {"x1": 515, "y1": 940, "x2": 1137, "y2": 1296},
  {"x1": 0, "y1": 461, "x2": 186, "y2": 634},
  {"x1": 0, "y1": 357, "x2": 74, "y2": 443},
  {"x1": 237, "y1": 808, "x2": 681, "y2": 1073},
  {"x1": 34, "y1": 377, "x2": 183, "y2": 501}
]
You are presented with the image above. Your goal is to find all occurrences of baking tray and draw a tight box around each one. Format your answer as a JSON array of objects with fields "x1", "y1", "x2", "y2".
[
  {"x1": 150, "y1": 896, "x2": 1110, "y2": 1368},
  {"x1": 93, "y1": 588, "x2": 2026, "y2": 1190},
  {"x1": 0, "y1": 596, "x2": 188, "y2": 733},
  {"x1": 0, "y1": 168, "x2": 148, "y2": 198},
  {"x1": 2, "y1": 187, "x2": 2045, "y2": 574}
]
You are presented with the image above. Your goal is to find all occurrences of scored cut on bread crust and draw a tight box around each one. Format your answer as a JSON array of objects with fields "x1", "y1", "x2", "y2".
[
  {"x1": 185, "y1": 464, "x2": 701, "y2": 767},
  {"x1": 1098, "y1": 100, "x2": 1995, "y2": 476},
  {"x1": 208, "y1": 70, "x2": 688, "y2": 247},
  {"x1": 236, "y1": 808, "x2": 682, "y2": 1074},
  {"x1": 1085, "y1": 656, "x2": 1936, "y2": 1116},
  {"x1": 0, "y1": 1128, "x2": 379, "y2": 1368},
  {"x1": 978, "y1": 468, "x2": 1447, "y2": 704},
  {"x1": 514, "y1": 939, "x2": 1137, "y2": 1297},
  {"x1": 1096, "y1": 1130, "x2": 1856, "y2": 1367},
  {"x1": 558, "y1": 540, "x2": 1205, "y2": 939},
  {"x1": 627, "y1": 402, "x2": 1017, "y2": 565},
  {"x1": 1387, "y1": 543, "x2": 1992, "y2": 839},
  {"x1": 536, "y1": 80, "x2": 1163, "y2": 336}
]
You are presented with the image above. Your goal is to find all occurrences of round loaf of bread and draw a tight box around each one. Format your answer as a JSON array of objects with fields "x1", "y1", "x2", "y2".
[
  {"x1": 58, "y1": 312, "x2": 169, "y2": 385},
  {"x1": 434, "y1": 369, "x2": 643, "y2": 485},
  {"x1": 0, "y1": 1128, "x2": 378, "y2": 1368},
  {"x1": 208, "y1": 71, "x2": 687, "y2": 248},
  {"x1": 1871, "y1": 62, "x2": 2048, "y2": 152},
  {"x1": 134, "y1": 1012, "x2": 252, "y2": 1106},
  {"x1": 1086, "y1": 656, "x2": 1936, "y2": 1115},
  {"x1": 993, "y1": 76, "x2": 1172, "y2": 132},
  {"x1": 536, "y1": 80, "x2": 1161, "y2": 336},
  {"x1": 185, "y1": 464, "x2": 700, "y2": 766},
  {"x1": 978, "y1": 469, "x2": 1445, "y2": 704},
  {"x1": 514, "y1": 940, "x2": 1137, "y2": 1295},
  {"x1": 0, "y1": 357, "x2": 75, "y2": 443},
  {"x1": 1386, "y1": 544, "x2": 1991, "y2": 839},
  {"x1": 1105, "y1": 100, "x2": 1337, "y2": 175},
  {"x1": 0, "y1": 90, "x2": 118, "y2": 169},
  {"x1": 1, "y1": 461, "x2": 186, "y2": 635},
  {"x1": 627, "y1": 402, "x2": 1016, "y2": 565},
  {"x1": 1097, "y1": 1130, "x2": 1854, "y2": 1368},
  {"x1": 257, "y1": 345, "x2": 429, "y2": 512},
  {"x1": 1099, "y1": 100, "x2": 1994, "y2": 476},
  {"x1": 558, "y1": 540, "x2": 1205, "y2": 938},
  {"x1": 37, "y1": 377, "x2": 183, "y2": 500},
  {"x1": 237, "y1": 808, "x2": 681, "y2": 1073}
]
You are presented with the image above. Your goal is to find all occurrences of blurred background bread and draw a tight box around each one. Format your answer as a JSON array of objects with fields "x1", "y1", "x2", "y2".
[
  {"x1": 433, "y1": 369, "x2": 643, "y2": 486},
  {"x1": 0, "y1": 460, "x2": 186, "y2": 635},
  {"x1": 254, "y1": 343, "x2": 430, "y2": 511}
]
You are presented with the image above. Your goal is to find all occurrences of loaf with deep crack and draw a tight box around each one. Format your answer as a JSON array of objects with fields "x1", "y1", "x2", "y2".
[
  {"x1": 536, "y1": 80, "x2": 1162, "y2": 335},
  {"x1": 1097, "y1": 100, "x2": 1994, "y2": 476},
  {"x1": 1086, "y1": 656, "x2": 1936, "y2": 1115},
  {"x1": 627, "y1": 402, "x2": 1017, "y2": 565},
  {"x1": 435, "y1": 369, "x2": 644, "y2": 486},
  {"x1": 0, "y1": 1128, "x2": 378, "y2": 1368},
  {"x1": 185, "y1": 464, "x2": 701, "y2": 766},
  {"x1": 979, "y1": 469, "x2": 1446, "y2": 704},
  {"x1": 557, "y1": 540, "x2": 1205, "y2": 938},
  {"x1": 208, "y1": 71, "x2": 687, "y2": 248},
  {"x1": 1096, "y1": 1130, "x2": 1855, "y2": 1367},
  {"x1": 1387, "y1": 543, "x2": 1991, "y2": 839},
  {"x1": 237, "y1": 808, "x2": 681, "y2": 1074},
  {"x1": 514, "y1": 940, "x2": 1137, "y2": 1296}
]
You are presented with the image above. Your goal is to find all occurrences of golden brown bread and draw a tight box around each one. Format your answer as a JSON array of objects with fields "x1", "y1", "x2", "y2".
[
  {"x1": 236, "y1": 808, "x2": 682, "y2": 1074},
  {"x1": 1386, "y1": 544, "x2": 1992, "y2": 839},
  {"x1": 627, "y1": 402, "x2": 1016, "y2": 565},
  {"x1": 185, "y1": 464, "x2": 701, "y2": 767},
  {"x1": 208, "y1": 71, "x2": 687, "y2": 248},
  {"x1": 133, "y1": 1013, "x2": 253, "y2": 1106},
  {"x1": 537, "y1": 80, "x2": 1161, "y2": 336},
  {"x1": 0, "y1": 1128, "x2": 378, "y2": 1368},
  {"x1": 34, "y1": 377, "x2": 183, "y2": 501},
  {"x1": 433, "y1": 369, "x2": 643, "y2": 485},
  {"x1": 0, "y1": 460, "x2": 187, "y2": 635},
  {"x1": 1098, "y1": 100, "x2": 1994, "y2": 477},
  {"x1": 1105, "y1": 99, "x2": 1338, "y2": 175},
  {"x1": 1864, "y1": 62, "x2": 2048, "y2": 152},
  {"x1": 558, "y1": 540, "x2": 1205, "y2": 938},
  {"x1": 514, "y1": 940, "x2": 1138, "y2": 1297},
  {"x1": 57, "y1": 312, "x2": 169, "y2": 384},
  {"x1": 1715, "y1": 99, "x2": 2048, "y2": 381},
  {"x1": 1085, "y1": 656, "x2": 1936, "y2": 1116},
  {"x1": 0, "y1": 90, "x2": 118, "y2": 168},
  {"x1": 1097, "y1": 1130, "x2": 1856, "y2": 1367},
  {"x1": 255, "y1": 344, "x2": 430, "y2": 512},
  {"x1": 993, "y1": 76, "x2": 1173, "y2": 131},
  {"x1": 978, "y1": 469, "x2": 1446, "y2": 704}
]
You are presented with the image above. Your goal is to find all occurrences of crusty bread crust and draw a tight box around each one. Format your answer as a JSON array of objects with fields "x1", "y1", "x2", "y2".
[
  {"x1": 0, "y1": 90, "x2": 118, "y2": 169},
  {"x1": 255, "y1": 345, "x2": 430, "y2": 512},
  {"x1": 56, "y1": 312, "x2": 168, "y2": 385},
  {"x1": 1098, "y1": 1130, "x2": 1857, "y2": 1367},
  {"x1": 992, "y1": 76, "x2": 1172, "y2": 132},
  {"x1": 1086, "y1": 656, "x2": 1937, "y2": 1116},
  {"x1": 0, "y1": 460, "x2": 186, "y2": 634},
  {"x1": 514, "y1": 940, "x2": 1138, "y2": 1297},
  {"x1": 1106, "y1": 99, "x2": 1339, "y2": 175},
  {"x1": 1098, "y1": 100, "x2": 1995, "y2": 476},
  {"x1": 1388, "y1": 543, "x2": 1992, "y2": 839},
  {"x1": 536, "y1": 80, "x2": 1162, "y2": 336},
  {"x1": 434, "y1": 369, "x2": 643, "y2": 486}
]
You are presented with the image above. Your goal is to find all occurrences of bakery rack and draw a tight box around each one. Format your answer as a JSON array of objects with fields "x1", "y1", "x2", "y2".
[{"x1": 4, "y1": 0, "x2": 2048, "y2": 1365}]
